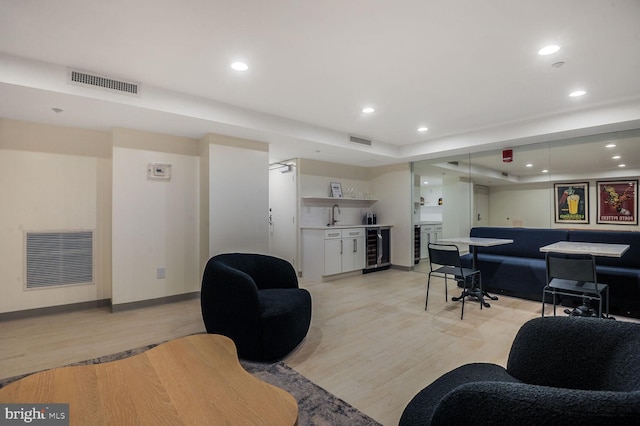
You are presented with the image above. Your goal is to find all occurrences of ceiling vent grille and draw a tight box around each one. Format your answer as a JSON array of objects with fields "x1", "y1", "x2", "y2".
[
  {"x1": 68, "y1": 69, "x2": 140, "y2": 96},
  {"x1": 349, "y1": 135, "x2": 372, "y2": 146}
]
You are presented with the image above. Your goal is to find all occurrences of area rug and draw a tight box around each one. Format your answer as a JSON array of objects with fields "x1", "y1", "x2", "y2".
[{"x1": 0, "y1": 341, "x2": 381, "y2": 426}]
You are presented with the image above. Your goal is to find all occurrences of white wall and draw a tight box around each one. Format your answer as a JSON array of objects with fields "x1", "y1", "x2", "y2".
[
  {"x1": 488, "y1": 180, "x2": 640, "y2": 230},
  {"x1": 0, "y1": 120, "x2": 277, "y2": 315},
  {"x1": 299, "y1": 174, "x2": 373, "y2": 227},
  {"x1": 111, "y1": 130, "x2": 200, "y2": 306},
  {"x1": 488, "y1": 182, "x2": 552, "y2": 227},
  {"x1": 206, "y1": 135, "x2": 269, "y2": 256},
  {"x1": 0, "y1": 119, "x2": 111, "y2": 314},
  {"x1": 420, "y1": 185, "x2": 443, "y2": 222},
  {"x1": 369, "y1": 163, "x2": 413, "y2": 268},
  {"x1": 441, "y1": 176, "x2": 472, "y2": 237},
  {"x1": 298, "y1": 159, "x2": 373, "y2": 227}
]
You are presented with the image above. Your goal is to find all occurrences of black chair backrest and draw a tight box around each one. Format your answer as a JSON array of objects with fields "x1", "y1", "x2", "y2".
[
  {"x1": 428, "y1": 243, "x2": 462, "y2": 268},
  {"x1": 545, "y1": 252, "x2": 597, "y2": 283}
]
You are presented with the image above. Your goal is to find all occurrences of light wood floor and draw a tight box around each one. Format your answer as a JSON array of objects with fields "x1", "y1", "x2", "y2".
[{"x1": 1, "y1": 269, "x2": 634, "y2": 425}]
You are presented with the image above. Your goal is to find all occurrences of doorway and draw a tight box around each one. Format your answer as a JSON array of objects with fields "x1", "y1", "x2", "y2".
[
  {"x1": 474, "y1": 185, "x2": 489, "y2": 226},
  {"x1": 269, "y1": 161, "x2": 298, "y2": 267}
]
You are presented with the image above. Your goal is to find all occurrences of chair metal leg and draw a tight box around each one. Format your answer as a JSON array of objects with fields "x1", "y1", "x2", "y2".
[
  {"x1": 425, "y1": 274, "x2": 431, "y2": 310},
  {"x1": 478, "y1": 275, "x2": 483, "y2": 311},
  {"x1": 460, "y1": 278, "x2": 465, "y2": 320},
  {"x1": 445, "y1": 277, "x2": 448, "y2": 302}
]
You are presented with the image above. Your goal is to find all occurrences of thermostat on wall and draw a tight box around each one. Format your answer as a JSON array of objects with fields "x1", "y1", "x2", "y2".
[{"x1": 148, "y1": 163, "x2": 172, "y2": 180}]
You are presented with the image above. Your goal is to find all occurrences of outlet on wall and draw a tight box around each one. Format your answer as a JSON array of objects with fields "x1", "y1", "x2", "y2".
[{"x1": 156, "y1": 267, "x2": 166, "y2": 279}]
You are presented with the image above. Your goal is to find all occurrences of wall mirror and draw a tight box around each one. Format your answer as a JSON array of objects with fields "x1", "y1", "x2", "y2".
[{"x1": 411, "y1": 128, "x2": 640, "y2": 273}]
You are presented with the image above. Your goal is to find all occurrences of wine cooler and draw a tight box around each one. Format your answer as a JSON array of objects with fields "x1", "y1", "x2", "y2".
[{"x1": 364, "y1": 226, "x2": 391, "y2": 273}]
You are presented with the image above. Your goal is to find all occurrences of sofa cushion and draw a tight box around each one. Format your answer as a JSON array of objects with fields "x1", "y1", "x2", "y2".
[{"x1": 462, "y1": 253, "x2": 547, "y2": 300}]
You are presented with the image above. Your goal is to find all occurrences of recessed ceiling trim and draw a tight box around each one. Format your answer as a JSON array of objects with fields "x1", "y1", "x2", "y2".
[{"x1": 68, "y1": 69, "x2": 140, "y2": 97}]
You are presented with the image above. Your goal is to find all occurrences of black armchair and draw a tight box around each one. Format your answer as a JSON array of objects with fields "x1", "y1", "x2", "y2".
[
  {"x1": 201, "y1": 253, "x2": 312, "y2": 361},
  {"x1": 399, "y1": 316, "x2": 640, "y2": 425}
]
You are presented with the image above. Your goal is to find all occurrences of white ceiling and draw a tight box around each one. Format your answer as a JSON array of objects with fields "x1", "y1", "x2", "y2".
[{"x1": 1, "y1": 0, "x2": 640, "y2": 168}]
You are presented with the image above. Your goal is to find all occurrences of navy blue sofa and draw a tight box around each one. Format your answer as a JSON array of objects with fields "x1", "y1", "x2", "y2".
[{"x1": 461, "y1": 227, "x2": 640, "y2": 318}]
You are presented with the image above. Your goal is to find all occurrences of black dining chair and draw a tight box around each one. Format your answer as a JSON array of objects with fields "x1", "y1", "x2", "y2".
[
  {"x1": 542, "y1": 252, "x2": 609, "y2": 318},
  {"x1": 426, "y1": 243, "x2": 482, "y2": 319}
]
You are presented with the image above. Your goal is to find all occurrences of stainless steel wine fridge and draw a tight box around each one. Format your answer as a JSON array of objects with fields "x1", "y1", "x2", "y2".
[{"x1": 364, "y1": 226, "x2": 391, "y2": 273}]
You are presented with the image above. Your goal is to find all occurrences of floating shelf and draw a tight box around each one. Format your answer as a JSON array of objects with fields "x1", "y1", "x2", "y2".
[{"x1": 302, "y1": 196, "x2": 378, "y2": 203}]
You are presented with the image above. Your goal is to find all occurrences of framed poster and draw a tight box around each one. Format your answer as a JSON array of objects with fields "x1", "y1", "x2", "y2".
[
  {"x1": 330, "y1": 182, "x2": 343, "y2": 198},
  {"x1": 554, "y1": 182, "x2": 589, "y2": 224},
  {"x1": 596, "y1": 180, "x2": 638, "y2": 225}
]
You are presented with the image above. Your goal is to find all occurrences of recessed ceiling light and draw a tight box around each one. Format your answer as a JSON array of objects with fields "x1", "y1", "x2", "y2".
[
  {"x1": 423, "y1": 181, "x2": 429, "y2": 185},
  {"x1": 230, "y1": 62, "x2": 249, "y2": 71},
  {"x1": 569, "y1": 90, "x2": 586, "y2": 97},
  {"x1": 417, "y1": 126, "x2": 429, "y2": 132},
  {"x1": 538, "y1": 45, "x2": 560, "y2": 55},
  {"x1": 525, "y1": 163, "x2": 533, "y2": 168},
  {"x1": 612, "y1": 155, "x2": 621, "y2": 160},
  {"x1": 606, "y1": 143, "x2": 616, "y2": 148},
  {"x1": 362, "y1": 107, "x2": 375, "y2": 114},
  {"x1": 541, "y1": 169, "x2": 549, "y2": 173},
  {"x1": 618, "y1": 164, "x2": 626, "y2": 168}
]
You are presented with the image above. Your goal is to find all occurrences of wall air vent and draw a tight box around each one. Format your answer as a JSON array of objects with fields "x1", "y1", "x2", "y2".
[
  {"x1": 349, "y1": 135, "x2": 372, "y2": 146},
  {"x1": 68, "y1": 69, "x2": 140, "y2": 96},
  {"x1": 25, "y1": 231, "x2": 94, "y2": 289}
]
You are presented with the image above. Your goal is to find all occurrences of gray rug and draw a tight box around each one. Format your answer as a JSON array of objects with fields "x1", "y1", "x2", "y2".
[{"x1": 0, "y1": 341, "x2": 381, "y2": 426}]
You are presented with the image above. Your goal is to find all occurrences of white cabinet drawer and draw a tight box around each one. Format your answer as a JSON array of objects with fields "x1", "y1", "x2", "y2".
[
  {"x1": 324, "y1": 230, "x2": 342, "y2": 239},
  {"x1": 341, "y1": 228, "x2": 365, "y2": 238}
]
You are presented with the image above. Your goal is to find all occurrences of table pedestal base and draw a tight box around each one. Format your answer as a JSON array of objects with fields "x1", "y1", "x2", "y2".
[
  {"x1": 563, "y1": 302, "x2": 614, "y2": 320},
  {"x1": 451, "y1": 286, "x2": 497, "y2": 308}
]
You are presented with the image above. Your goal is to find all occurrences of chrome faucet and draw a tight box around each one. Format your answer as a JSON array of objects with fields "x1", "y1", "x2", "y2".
[{"x1": 331, "y1": 204, "x2": 341, "y2": 226}]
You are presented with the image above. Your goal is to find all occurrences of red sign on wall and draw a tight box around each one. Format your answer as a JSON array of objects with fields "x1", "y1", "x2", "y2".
[{"x1": 502, "y1": 149, "x2": 513, "y2": 162}]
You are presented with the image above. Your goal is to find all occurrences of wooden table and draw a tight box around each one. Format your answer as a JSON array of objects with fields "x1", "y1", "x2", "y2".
[
  {"x1": 436, "y1": 237, "x2": 514, "y2": 307},
  {"x1": 0, "y1": 334, "x2": 298, "y2": 425}
]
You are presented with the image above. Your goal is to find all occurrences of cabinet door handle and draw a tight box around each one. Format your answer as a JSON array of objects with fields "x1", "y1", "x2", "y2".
[
  {"x1": 340, "y1": 240, "x2": 343, "y2": 254},
  {"x1": 353, "y1": 239, "x2": 357, "y2": 253}
]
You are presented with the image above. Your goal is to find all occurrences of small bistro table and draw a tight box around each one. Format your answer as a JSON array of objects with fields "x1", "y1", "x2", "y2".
[
  {"x1": 539, "y1": 241, "x2": 630, "y2": 258},
  {"x1": 435, "y1": 236, "x2": 514, "y2": 307},
  {"x1": 539, "y1": 241, "x2": 630, "y2": 317}
]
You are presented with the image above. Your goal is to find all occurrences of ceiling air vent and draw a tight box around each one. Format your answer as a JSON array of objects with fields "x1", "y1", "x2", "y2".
[
  {"x1": 68, "y1": 69, "x2": 140, "y2": 96},
  {"x1": 349, "y1": 135, "x2": 372, "y2": 146},
  {"x1": 502, "y1": 172, "x2": 509, "y2": 177}
]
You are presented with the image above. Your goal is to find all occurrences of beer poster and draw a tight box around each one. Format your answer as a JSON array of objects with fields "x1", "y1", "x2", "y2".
[
  {"x1": 554, "y1": 182, "x2": 589, "y2": 224},
  {"x1": 597, "y1": 180, "x2": 638, "y2": 225}
]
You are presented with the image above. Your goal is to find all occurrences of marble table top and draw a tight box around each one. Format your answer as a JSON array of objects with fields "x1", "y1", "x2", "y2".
[
  {"x1": 539, "y1": 241, "x2": 630, "y2": 257},
  {"x1": 436, "y1": 237, "x2": 514, "y2": 247}
]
